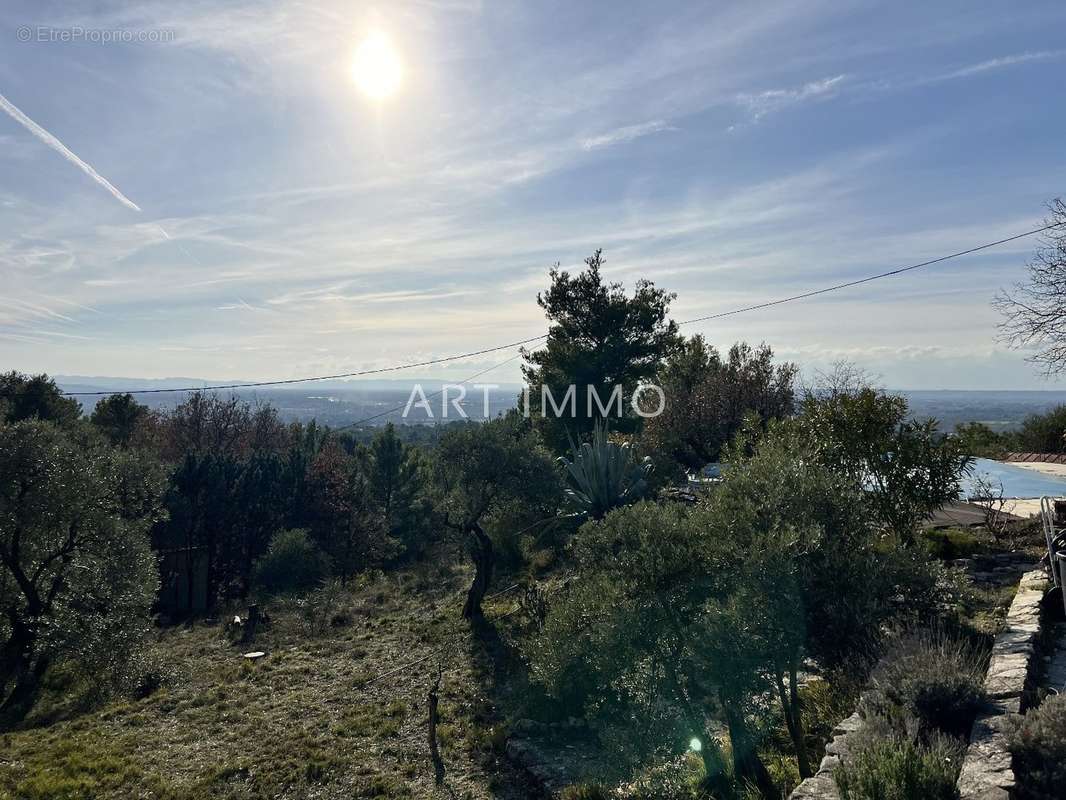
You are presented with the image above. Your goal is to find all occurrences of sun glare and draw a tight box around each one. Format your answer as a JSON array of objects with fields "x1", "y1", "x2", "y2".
[{"x1": 351, "y1": 32, "x2": 403, "y2": 100}]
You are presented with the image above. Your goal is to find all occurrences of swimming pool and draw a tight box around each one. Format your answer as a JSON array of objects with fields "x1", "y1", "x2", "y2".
[{"x1": 964, "y1": 457, "x2": 1066, "y2": 499}]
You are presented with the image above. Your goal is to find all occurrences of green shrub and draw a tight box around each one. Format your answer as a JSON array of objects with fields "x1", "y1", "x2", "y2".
[
  {"x1": 118, "y1": 647, "x2": 176, "y2": 699},
  {"x1": 619, "y1": 752, "x2": 708, "y2": 799},
  {"x1": 864, "y1": 630, "x2": 986, "y2": 741},
  {"x1": 561, "y1": 783, "x2": 611, "y2": 800},
  {"x1": 252, "y1": 529, "x2": 331, "y2": 596},
  {"x1": 298, "y1": 579, "x2": 351, "y2": 636},
  {"x1": 763, "y1": 674, "x2": 862, "y2": 789},
  {"x1": 1009, "y1": 693, "x2": 1066, "y2": 800},
  {"x1": 921, "y1": 527, "x2": 986, "y2": 560},
  {"x1": 801, "y1": 675, "x2": 864, "y2": 747},
  {"x1": 952, "y1": 421, "x2": 1009, "y2": 460},
  {"x1": 835, "y1": 736, "x2": 962, "y2": 800}
]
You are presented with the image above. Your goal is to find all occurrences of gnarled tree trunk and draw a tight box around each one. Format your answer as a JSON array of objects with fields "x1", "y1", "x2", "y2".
[
  {"x1": 0, "y1": 653, "x2": 49, "y2": 725},
  {"x1": 0, "y1": 605, "x2": 45, "y2": 726},
  {"x1": 461, "y1": 522, "x2": 494, "y2": 620}
]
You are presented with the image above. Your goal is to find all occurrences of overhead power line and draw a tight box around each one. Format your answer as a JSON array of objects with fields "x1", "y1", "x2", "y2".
[
  {"x1": 60, "y1": 220, "x2": 1064, "y2": 398},
  {"x1": 62, "y1": 335, "x2": 547, "y2": 397},
  {"x1": 675, "y1": 222, "x2": 1060, "y2": 326}
]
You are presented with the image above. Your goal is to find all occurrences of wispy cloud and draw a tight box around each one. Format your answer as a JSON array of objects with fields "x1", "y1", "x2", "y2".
[
  {"x1": 2, "y1": 2, "x2": 1063, "y2": 388},
  {"x1": 936, "y1": 50, "x2": 1064, "y2": 81},
  {"x1": 0, "y1": 297, "x2": 76, "y2": 324},
  {"x1": 735, "y1": 74, "x2": 846, "y2": 121},
  {"x1": 0, "y1": 91, "x2": 142, "y2": 212},
  {"x1": 266, "y1": 285, "x2": 480, "y2": 309},
  {"x1": 581, "y1": 120, "x2": 674, "y2": 151},
  {"x1": 217, "y1": 297, "x2": 274, "y2": 313}
]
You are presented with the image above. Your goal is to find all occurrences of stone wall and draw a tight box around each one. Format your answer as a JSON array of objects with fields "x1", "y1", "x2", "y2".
[
  {"x1": 956, "y1": 568, "x2": 1047, "y2": 800},
  {"x1": 788, "y1": 712, "x2": 864, "y2": 799},
  {"x1": 790, "y1": 568, "x2": 1048, "y2": 800}
]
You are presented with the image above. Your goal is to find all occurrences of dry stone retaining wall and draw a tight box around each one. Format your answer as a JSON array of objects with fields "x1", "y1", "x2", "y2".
[
  {"x1": 787, "y1": 712, "x2": 864, "y2": 799},
  {"x1": 789, "y1": 568, "x2": 1048, "y2": 800},
  {"x1": 956, "y1": 568, "x2": 1047, "y2": 800}
]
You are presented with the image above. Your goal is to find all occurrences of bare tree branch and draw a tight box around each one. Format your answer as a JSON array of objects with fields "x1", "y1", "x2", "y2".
[{"x1": 994, "y1": 199, "x2": 1066, "y2": 374}]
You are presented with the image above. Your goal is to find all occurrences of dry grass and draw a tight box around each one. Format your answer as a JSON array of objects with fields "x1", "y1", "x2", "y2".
[{"x1": 0, "y1": 562, "x2": 533, "y2": 800}]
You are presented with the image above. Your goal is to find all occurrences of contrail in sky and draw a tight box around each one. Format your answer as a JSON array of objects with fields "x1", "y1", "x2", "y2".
[{"x1": 0, "y1": 91, "x2": 142, "y2": 212}]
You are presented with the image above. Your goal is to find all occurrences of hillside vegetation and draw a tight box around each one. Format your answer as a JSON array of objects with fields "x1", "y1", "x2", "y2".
[
  {"x1": 1, "y1": 564, "x2": 536, "y2": 800},
  {"x1": 1, "y1": 254, "x2": 1011, "y2": 799}
]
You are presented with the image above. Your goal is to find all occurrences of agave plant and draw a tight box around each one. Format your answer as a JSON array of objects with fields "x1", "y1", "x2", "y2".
[{"x1": 558, "y1": 423, "x2": 653, "y2": 519}]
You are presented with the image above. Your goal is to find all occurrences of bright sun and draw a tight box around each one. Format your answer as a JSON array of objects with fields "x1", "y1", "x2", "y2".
[{"x1": 351, "y1": 32, "x2": 403, "y2": 100}]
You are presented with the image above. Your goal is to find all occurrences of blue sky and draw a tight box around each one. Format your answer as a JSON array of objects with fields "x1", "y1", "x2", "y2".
[{"x1": 1, "y1": 0, "x2": 1065, "y2": 389}]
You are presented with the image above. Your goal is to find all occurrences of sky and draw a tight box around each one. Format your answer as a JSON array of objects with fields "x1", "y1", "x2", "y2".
[{"x1": 1, "y1": 0, "x2": 1065, "y2": 391}]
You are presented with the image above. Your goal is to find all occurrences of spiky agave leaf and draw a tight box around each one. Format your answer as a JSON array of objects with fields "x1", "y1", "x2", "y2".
[{"x1": 558, "y1": 423, "x2": 652, "y2": 519}]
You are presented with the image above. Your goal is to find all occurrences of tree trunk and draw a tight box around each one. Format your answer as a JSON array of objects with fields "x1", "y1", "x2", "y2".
[
  {"x1": 789, "y1": 659, "x2": 811, "y2": 778},
  {"x1": 461, "y1": 522, "x2": 494, "y2": 620},
  {"x1": 697, "y1": 727, "x2": 730, "y2": 795},
  {"x1": 242, "y1": 604, "x2": 260, "y2": 645},
  {"x1": 0, "y1": 615, "x2": 37, "y2": 717},
  {"x1": 723, "y1": 703, "x2": 776, "y2": 799},
  {"x1": 0, "y1": 652, "x2": 49, "y2": 726},
  {"x1": 0, "y1": 645, "x2": 19, "y2": 706},
  {"x1": 205, "y1": 525, "x2": 218, "y2": 612},
  {"x1": 775, "y1": 666, "x2": 811, "y2": 778},
  {"x1": 657, "y1": 646, "x2": 728, "y2": 793},
  {"x1": 241, "y1": 537, "x2": 255, "y2": 598},
  {"x1": 184, "y1": 517, "x2": 199, "y2": 615},
  {"x1": 654, "y1": 602, "x2": 737, "y2": 794}
]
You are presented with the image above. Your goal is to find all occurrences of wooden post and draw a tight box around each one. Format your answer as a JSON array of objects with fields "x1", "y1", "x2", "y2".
[
  {"x1": 242, "y1": 604, "x2": 260, "y2": 644},
  {"x1": 428, "y1": 663, "x2": 445, "y2": 785}
]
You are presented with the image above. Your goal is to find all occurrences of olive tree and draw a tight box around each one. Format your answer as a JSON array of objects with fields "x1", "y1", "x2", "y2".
[
  {"x1": 527, "y1": 502, "x2": 776, "y2": 796},
  {"x1": 434, "y1": 418, "x2": 560, "y2": 620},
  {"x1": 531, "y1": 421, "x2": 954, "y2": 793},
  {"x1": 800, "y1": 382, "x2": 969, "y2": 544},
  {"x1": 0, "y1": 421, "x2": 164, "y2": 723},
  {"x1": 711, "y1": 423, "x2": 895, "y2": 779}
]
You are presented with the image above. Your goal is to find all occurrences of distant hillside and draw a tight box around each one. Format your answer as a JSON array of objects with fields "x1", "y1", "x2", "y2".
[
  {"x1": 900, "y1": 390, "x2": 1066, "y2": 431},
  {"x1": 57, "y1": 377, "x2": 1066, "y2": 432},
  {"x1": 57, "y1": 377, "x2": 523, "y2": 428}
]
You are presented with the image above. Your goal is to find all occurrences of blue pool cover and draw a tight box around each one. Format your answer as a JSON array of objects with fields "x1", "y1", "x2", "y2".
[{"x1": 964, "y1": 457, "x2": 1066, "y2": 499}]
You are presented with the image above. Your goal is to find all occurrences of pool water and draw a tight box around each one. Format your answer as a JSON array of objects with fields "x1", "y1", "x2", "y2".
[{"x1": 964, "y1": 457, "x2": 1066, "y2": 499}]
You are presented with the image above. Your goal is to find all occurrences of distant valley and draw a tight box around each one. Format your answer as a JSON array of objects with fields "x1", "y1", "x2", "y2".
[{"x1": 57, "y1": 377, "x2": 1066, "y2": 432}]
